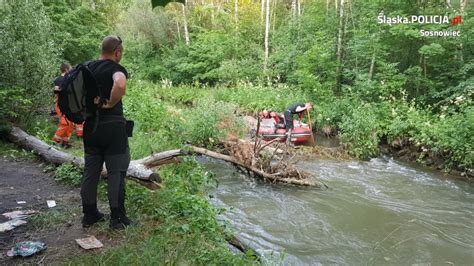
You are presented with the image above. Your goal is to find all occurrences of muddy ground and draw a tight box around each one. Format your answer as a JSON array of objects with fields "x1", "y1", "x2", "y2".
[{"x1": 0, "y1": 158, "x2": 117, "y2": 265}]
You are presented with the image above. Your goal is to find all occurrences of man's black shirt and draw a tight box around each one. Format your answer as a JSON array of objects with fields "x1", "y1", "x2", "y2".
[
  {"x1": 89, "y1": 59, "x2": 129, "y2": 117},
  {"x1": 53, "y1": 75, "x2": 66, "y2": 94}
]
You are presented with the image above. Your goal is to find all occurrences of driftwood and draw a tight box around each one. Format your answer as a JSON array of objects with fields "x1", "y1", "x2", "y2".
[
  {"x1": 190, "y1": 146, "x2": 319, "y2": 186},
  {"x1": 7, "y1": 126, "x2": 320, "y2": 187}
]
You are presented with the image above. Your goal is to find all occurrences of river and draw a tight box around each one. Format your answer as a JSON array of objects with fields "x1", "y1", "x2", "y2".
[{"x1": 201, "y1": 155, "x2": 474, "y2": 265}]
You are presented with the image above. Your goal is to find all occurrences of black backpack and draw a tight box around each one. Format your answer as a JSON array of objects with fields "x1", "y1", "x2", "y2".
[{"x1": 58, "y1": 62, "x2": 105, "y2": 123}]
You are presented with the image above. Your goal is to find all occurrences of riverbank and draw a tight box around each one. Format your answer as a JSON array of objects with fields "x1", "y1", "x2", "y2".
[{"x1": 0, "y1": 140, "x2": 257, "y2": 264}]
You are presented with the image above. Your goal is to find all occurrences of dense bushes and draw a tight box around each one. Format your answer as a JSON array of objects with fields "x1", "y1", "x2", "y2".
[
  {"x1": 0, "y1": 1, "x2": 59, "y2": 112},
  {"x1": 123, "y1": 81, "x2": 244, "y2": 159},
  {"x1": 339, "y1": 103, "x2": 382, "y2": 159}
]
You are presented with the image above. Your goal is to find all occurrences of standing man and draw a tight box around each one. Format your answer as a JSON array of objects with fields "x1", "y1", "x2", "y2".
[
  {"x1": 80, "y1": 36, "x2": 133, "y2": 230},
  {"x1": 284, "y1": 102, "x2": 312, "y2": 143}
]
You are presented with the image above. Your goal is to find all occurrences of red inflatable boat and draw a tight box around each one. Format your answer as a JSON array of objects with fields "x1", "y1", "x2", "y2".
[{"x1": 257, "y1": 118, "x2": 312, "y2": 143}]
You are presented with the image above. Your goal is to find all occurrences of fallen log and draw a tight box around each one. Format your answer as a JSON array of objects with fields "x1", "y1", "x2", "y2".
[
  {"x1": 7, "y1": 127, "x2": 320, "y2": 187},
  {"x1": 7, "y1": 127, "x2": 161, "y2": 188}
]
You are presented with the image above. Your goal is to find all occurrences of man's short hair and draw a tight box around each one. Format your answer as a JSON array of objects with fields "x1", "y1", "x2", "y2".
[
  {"x1": 101, "y1": 36, "x2": 122, "y2": 54},
  {"x1": 60, "y1": 63, "x2": 71, "y2": 73}
]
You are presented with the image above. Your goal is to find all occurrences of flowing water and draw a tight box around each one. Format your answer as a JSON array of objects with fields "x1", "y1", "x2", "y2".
[{"x1": 202, "y1": 156, "x2": 474, "y2": 265}]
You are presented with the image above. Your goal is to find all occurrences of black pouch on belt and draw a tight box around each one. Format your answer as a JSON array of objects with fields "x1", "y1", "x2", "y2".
[{"x1": 125, "y1": 120, "x2": 134, "y2": 137}]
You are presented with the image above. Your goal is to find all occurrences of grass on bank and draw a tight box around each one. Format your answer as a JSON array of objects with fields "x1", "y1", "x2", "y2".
[{"x1": 69, "y1": 159, "x2": 256, "y2": 265}]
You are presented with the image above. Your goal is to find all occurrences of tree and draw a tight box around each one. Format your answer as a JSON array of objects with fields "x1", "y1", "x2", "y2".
[
  {"x1": 0, "y1": 1, "x2": 59, "y2": 114},
  {"x1": 335, "y1": 0, "x2": 345, "y2": 93},
  {"x1": 263, "y1": 0, "x2": 270, "y2": 74}
]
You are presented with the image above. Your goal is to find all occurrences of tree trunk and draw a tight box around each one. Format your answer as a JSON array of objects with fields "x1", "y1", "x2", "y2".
[
  {"x1": 459, "y1": 0, "x2": 466, "y2": 62},
  {"x1": 335, "y1": 0, "x2": 345, "y2": 94},
  {"x1": 446, "y1": 0, "x2": 452, "y2": 9},
  {"x1": 291, "y1": 0, "x2": 297, "y2": 17},
  {"x1": 348, "y1": 0, "x2": 358, "y2": 74},
  {"x1": 271, "y1": 0, "x2": 277, "y2": 34},
  {"x1": 6, "y1": 127, "x2": 162, "y2": 189},
  {"x1": 234, "y1": 0, "x2": 238, "y2": 28},
  {"x1": 369, "y1": 49, "x2": 376, "y2": 80},
  {"x1": 423, "y1": 55, "x2": 427, "y2": 78},
  {"x1": 182, "y1": 2, "x2": 190, "y2": 45},
  {"x1": 261, "y1": 0, "x2": 265, "y2": 23},
  {"x1": 326, "y1": 0, "x2": 329, "y2": 15},
  {"x1": 297, "y1": 0, "x2": 301, "y2": 17},
  {"x1": 176, "y1": 19, "x2": 181, "y2": 41},
  {"x1": 6, "y1": 127, "x2": 321, "y2": 187},
  {"x1": 263, "y1": 0, "x2": 270, "y2": 73}
]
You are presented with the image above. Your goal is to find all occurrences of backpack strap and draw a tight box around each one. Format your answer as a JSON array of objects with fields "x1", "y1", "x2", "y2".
[
  {"x1": 87, "y1": 60, "x2": 111, "y2": 134},
  {"x1": 87, "y1": 60, "x2": 110, "y2": 101}
]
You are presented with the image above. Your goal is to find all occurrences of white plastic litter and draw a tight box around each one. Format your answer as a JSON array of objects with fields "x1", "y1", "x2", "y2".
[
  {"x1": 47, "y1": 200, "x2": 56, "y2": 208},
  {"x1": 2, "y1": 210, "x2": 38, "y2": 220},
  {"x1": 0, "y1": 219, "x2": 27, "y2": 232}
]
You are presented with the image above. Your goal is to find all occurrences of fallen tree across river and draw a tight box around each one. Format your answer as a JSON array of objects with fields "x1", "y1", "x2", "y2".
[{"x1": 6, "y1": 126, "x2": 322, "y2": 188}]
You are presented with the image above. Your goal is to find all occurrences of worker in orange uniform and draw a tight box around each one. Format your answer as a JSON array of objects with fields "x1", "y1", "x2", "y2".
[{"x1": 52, "y1": 63, "x2": 76, "y2": 148}]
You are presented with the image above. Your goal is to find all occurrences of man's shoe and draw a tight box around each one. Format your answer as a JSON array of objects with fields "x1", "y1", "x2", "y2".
[
  {"x1": 81, "y1": 204, "x2": 106, "y2": 228},
  {"x1": 109, "y1": 218, "x2": 126, "y2": 230},
  {"x1": 109, "y1": 208, "x2": 135, "y2": 230},
  {"x1": 82, "y1": 211, "x2": 105, "y2": 228}
]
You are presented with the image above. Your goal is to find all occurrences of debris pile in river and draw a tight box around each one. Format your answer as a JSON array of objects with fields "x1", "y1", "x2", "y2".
[{"x1": 223, "y1": 138, "x2": 312, "y2": 181}]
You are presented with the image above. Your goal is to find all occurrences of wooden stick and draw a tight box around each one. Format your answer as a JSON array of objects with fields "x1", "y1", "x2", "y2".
[
  {"x1": 306, "y1": 110, "x2": 316, "y2": 147},
  {"x1": 253, "y1": 116, "x2": 261, "y2": 154}
]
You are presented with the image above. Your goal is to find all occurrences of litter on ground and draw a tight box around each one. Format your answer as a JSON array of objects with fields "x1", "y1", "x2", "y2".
[
  {"x1": 75, "y1": 236, "x2": 103, "y2": 250},
  {"x1": 6, "y1": 241, "x2": 47, "y2": 257}
]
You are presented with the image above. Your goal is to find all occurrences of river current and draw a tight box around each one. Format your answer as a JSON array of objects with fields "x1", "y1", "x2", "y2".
[{"x1": 202, "y1": 156, "x2": 474, "y2": 265}]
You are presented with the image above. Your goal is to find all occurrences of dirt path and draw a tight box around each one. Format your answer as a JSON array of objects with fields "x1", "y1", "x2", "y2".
[
  {"x1": 0, "y1": 159, "x2": 75, "y2": 214},
  {"x1": 0, "y1": 158, "x2": 116, "y2": 264}
]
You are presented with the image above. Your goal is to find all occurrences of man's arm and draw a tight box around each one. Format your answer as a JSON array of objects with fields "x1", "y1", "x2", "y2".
[
  {"x1": 295, "y1": 105, "x2": 307, "y2": 113},
  {"x1": 102, "y1": 72, "x2": 127, "y2": 109}
]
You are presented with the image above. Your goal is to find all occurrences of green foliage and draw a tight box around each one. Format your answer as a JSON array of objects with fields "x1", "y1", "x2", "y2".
[
  {"x1": 53, "y1": 163, "x2": 82, "y2": 186},
  {"x1": 124, "y1": 81, "x2": 244, "y2": 157},
  {"x1": 214, "y1": 82, "x2": 311, "y2": 113},
  {"x1": 181, "y1": 99, "x2": 243, "y2": 148},
  {"x1": 0, "y1": 0, "x2": 59, "y2": 113},
  {"x1": 43, "y1": 1, "x2": 110, "y2": 64},
  {"x1": 431, "y1": 107, "x2": 473, "y2": 169},
  {"x1": 0, "y1": 140, "x2": 36, "y2": 161},
  {"x1": 340, "y1": 103, "x2": 381, "y2": 159},
  {"x1": 0, "y1": 83, "x2": 32, "y2": 122}
]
